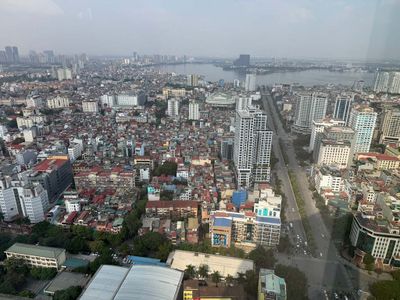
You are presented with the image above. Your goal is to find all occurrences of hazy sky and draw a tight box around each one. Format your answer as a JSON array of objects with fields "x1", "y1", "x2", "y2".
[{"x1": 0, "y1": 0, "x2": 399, "y2": 60}]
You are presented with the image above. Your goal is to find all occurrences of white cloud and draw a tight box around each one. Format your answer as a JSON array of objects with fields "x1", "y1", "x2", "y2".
[
  {"x1": 77, "y1": 8, "x2": 93, "y2": 21},
  {"x1": 0, "y1": 0, "x2": 64, "y2": 16},
  {"x1": 287, "y1": 7, "x2": 313, "y2": 23}
]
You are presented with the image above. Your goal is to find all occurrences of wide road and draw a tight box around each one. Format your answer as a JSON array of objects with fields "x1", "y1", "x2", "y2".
[
  {"x1": 264, "y1": 97, "x2": 307, "y2": 245},
  {"x1": 260, "y1": 92, "x2": 357, "y2": 299}
]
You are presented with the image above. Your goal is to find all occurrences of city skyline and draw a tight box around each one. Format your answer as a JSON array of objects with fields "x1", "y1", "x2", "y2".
[{"x1": 0, "y1": 0, "x2": 400, "y2": 60}]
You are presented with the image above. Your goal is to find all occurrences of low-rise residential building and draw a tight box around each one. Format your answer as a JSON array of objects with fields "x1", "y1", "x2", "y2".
[
  {"x1": 350, "y1": 195, "x2": 400, "y2": 267},
  {"x1": 210, "y1": 209, "x2": 281, "y2": 248},
  {"x1": 258, "y1": 268, "x2": 287, "y2": 300},
  {"x1": 183, "y1": 279, "x2": 246, "y2": 300},
  {"x1": 5, "y1": 243, "x2": 66, "y2": 270},
  {"x1": 314, "y1": 166, "x2": 344, "y2": 193},
  {"x1": 145, "y1": 201, "x2": 198, "y2": 218},
  {"x1": 356, "y1": 153, "x2": 400, "y2": 171}
]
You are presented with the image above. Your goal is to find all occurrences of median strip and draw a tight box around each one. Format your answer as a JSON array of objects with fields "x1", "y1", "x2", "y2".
[{"x1": 288, "y1": 170, "x2": 317, "y2": 256}]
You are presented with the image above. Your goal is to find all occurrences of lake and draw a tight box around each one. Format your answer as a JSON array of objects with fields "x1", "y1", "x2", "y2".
[{"x1": 155, "y1": 63, "x2": 374, "y2": 87}]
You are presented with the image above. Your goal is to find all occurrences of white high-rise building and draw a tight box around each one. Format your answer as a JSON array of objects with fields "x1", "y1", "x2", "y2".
[
  {"x1": 0, "y1": 178, "x2": 19, "y2": 221},
  {"x1": 0, "y1": 125, "x2": 8, "y2": 138},
  {"x1": 47, "y1": 96, "x2": 70, "y2": 109},
  {"x1": 293, "y1": 92, "x2": 328, "y2": 134},
  {"x1": 167, "y1": 98, "x2": 180, "y2": 117},
  {"x1": 309, "y1": 118, "x2": 345, "y2": 152},
  {"x1": 100, "y1": 95, "x2": 115, "y2": 108},
  {"x1": 68, "y1": 140, "x2": 83, "y2": 162},
  {"x1": 16, "y1": 184, "x2": 49, "y2": 223},
  {"x1": 233, "y1": 105, "x2": 272, "y2": 188},
  {"x1": 82, "y1": 100, "x2": 99, "y2": 113},
  {"x1": 116, "y1": 93, "x2": 143, "y2": 107},
  {"x1": 235, "y1": 97, "x2": 252, "y2": 112},
  {"x1": 56, "y1": 68, "x2": 72, "y2": 81},
  {"x1": 374, "y1": 71, "x2": 389, "y2": 93},
  {"x1": 187, "y1": 74, "x2": 199, "y2": 87},
  {"x1": 379, "y1": 108, "x2": 400, "y2": 144},
  {"x1": 389, "y1": 72, "x2": 400, "y2": 94},
  {"x1": 333, "y1": 94, "x2": 353, "y2": 124},
  {"x1": 245, "y1": 74, "x2": 257, "y2": 92},
  {"x1": 0, "y1": 178, "x2": 49, "y2": 224},
  {"x1": 233, "y1": 79, "x2": 240, "y2": 88},
  {"x1": 188, "y1": 101, "x2": 200, "y2": 120},
  {"x1": 374, "y1": 71, "x2": 400, "y2": 94},
  {"x1": 348, "y1": 105, "x2": 377, "y2": 153}
]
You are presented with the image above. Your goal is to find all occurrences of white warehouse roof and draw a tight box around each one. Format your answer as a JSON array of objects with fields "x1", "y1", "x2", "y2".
[{"x1": 79, "y1": 265, "x2": 183, "y2": 300}]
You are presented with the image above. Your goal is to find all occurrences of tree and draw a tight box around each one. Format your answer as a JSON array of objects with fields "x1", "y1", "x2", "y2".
[
  {"x1": 184, "y1": 264, "x2": 196, "y2": 280},
  {"x1": 160, "y1": 190, "x2": 174, "y2": 201},
  {"x1": 248, "y1": 246, "x2": 276, "y2": 271},
  {"x1": 211, "y1": 271, "x2": 222, "y2": 287},
  {"x1": 391, "y1": 269, "x2": 400, "y2": 281},
  {"x1": 7, "y1": 119, "x2": 17, "y2": 128},
  {"x1": 277, "y1": 235, "x2": 291, "y2": 253},
  {"x1": 133, "y1": 232, "x2": 168, "y2": 257},
  {"x1": 236, "y1": 272, "x2": 246, "y2": 284},
  {"x1": 89, "y1": 240, "x2": 106, "y2": 254},
  {"x1": 53, "y1": 286, "x2": 83, "y2": 300},
  {"x1": 363, "y1": 253, "x2": 375, "y2": 271},
  {"x1": 30, "y1": 267, "x2": 57, "y2": 280},
  {"x1": 197, "y1": 264, "x2": 209, "y2": 279},
  {"x1": 154, "y1": 161, "x2": 178, "y2": 176},
  {"x1": 18, "y1": 290, "x2": 35, "y2": 298},
  {"x1": 243, "y1": 270, "x2": 258, "y2": 298},
  {"x1": 275, "y1": 264, "x2": 308, "y2": 300},
  {"x1": 370, "y1": 280, "x2": 400, "y2": 300},
  {"x1": 225, "y1": 274, "x2": 234, "y2": 286},
  {"x1": 157, "y1": 242, "x2": 172, "y2": 262}
]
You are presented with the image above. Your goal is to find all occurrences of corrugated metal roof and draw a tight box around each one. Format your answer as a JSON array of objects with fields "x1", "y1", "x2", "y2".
[
  {"x1": 79, "y1": 265, "x2": 183, "y2": 300},
  {"x1": 115, "y1": 265, "x2": 182, "y2": 300},
  {"x1": 79, "y1": 265, "x2": 129, "y2": 300}
]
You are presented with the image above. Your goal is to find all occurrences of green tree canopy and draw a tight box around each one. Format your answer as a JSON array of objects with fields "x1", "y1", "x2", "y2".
[
  {"x1": 198, "y1": 264, "x2": 209, "y2": 279},
  {"x1": 275, "y1": 264, "x2": 308, "y2": 300},
  {"x1": 53, "y1": 286, "x2": 83, "y2": 300},
  {"x1": 211, "y1": 271, "x2": 222, "y2": 287},
  {"x1": 184, "y1": 264, "x2": 196, "y2": 280},
  {"x1": 248, "y1": 246, "x2": 276, "y2": 271}
]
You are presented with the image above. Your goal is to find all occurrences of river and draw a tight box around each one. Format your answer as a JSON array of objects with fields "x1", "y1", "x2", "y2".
[{"x1": 155, "y1": 63, "x2": 374, "y2": 87}]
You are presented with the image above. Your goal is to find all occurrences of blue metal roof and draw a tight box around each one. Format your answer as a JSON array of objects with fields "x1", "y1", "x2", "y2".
[
  {"x1": 127, "y1": 256, "x2": 167, "y2": 267},
  {"x1": 229, "y1": 213, "x2": 245, "y2": 219},
  {"x1": 213, "y1": 217, "x2": 232, "y2": 227},
  {"x1": 256, "y1": 216, "x2": 281, "y2": 225}
]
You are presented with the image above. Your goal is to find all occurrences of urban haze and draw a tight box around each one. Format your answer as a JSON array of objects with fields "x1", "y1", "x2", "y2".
[{"x1": 0, "y1": 1, "x2": 400, "y2": 300}]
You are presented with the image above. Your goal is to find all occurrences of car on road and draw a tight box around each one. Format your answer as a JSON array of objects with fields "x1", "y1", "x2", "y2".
[
  {"x1": 320, "y1": 252, "x2": 323, "y2": 257},
  {"x1": 289, "y1": 222, "x2": 293, "y2": 229}
]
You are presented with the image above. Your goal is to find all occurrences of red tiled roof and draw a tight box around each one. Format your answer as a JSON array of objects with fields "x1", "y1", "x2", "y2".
[
  {"x1": 146, "y1": 200, "x2": 198, "y2": 209},
  {"x1": 64, "y1": 211, "x2": 78, "y2": 224},
  {"x1": 35, "y1": 159, "x2": 67, "y2": 172}
]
